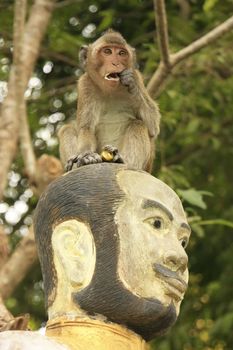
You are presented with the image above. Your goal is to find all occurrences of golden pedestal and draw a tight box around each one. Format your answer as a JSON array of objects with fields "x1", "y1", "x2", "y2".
[{"x1": 46, "y1": 317, "x2": 149, "y2": 350}]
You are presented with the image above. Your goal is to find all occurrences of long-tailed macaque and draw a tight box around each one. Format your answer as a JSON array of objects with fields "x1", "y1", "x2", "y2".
[{"x1": 58, "y1": 30, "x2": 161, "y2": 173}]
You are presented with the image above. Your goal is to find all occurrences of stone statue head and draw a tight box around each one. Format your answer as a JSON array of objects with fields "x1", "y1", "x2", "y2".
[{"x1": 34, "y1": 163, "x2": 191, "y2": 341}]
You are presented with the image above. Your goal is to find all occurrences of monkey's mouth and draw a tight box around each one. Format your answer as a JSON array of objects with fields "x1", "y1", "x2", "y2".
[{"x1": 104, "y1": 72, "x2": 120, "y2": 81}]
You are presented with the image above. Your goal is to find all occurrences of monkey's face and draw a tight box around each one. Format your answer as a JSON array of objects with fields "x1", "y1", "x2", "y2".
[{"x1": 92, "y1": 45, "x2": 130, "y2": 90}]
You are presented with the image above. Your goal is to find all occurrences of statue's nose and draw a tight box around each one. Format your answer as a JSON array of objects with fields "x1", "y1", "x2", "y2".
[{"x1": 163, "y1": 249, "x2": 188, "y2": 273}]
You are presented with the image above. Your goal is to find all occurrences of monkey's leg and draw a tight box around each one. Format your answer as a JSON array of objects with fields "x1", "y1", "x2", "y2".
[
  {"x1": 58, "y1": 125, "x2": 102, "y2": 171},
  {"x1": 58, "y1": 124, "x2": 80, "y2": 168},
  {"x1": 120, "y1": 120, "x2": 155, "y2": 172}
]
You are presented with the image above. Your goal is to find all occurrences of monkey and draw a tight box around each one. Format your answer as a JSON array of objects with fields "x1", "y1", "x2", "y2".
[{"x1": 58, "y1": 30, "x2": 161, "y2": 173}]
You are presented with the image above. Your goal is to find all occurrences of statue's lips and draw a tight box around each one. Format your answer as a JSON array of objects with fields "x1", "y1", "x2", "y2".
[{"x1": 153, "y1": 263, "x2": 187, "y2": 298}]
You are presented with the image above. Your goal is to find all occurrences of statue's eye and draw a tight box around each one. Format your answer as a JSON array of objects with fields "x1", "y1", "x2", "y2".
[
  {"x1": 153, "y1": 219, "x2": 163, "y2": 229},
  {"x1": 144, "y1": 216, "x2": 166, "y2": 231},
  {"x1": 103, "y1": 48, "x2": 112, "y2": 55},
  {"x1": 180, "y1": 237, "x2": 188, "y2": 249}
]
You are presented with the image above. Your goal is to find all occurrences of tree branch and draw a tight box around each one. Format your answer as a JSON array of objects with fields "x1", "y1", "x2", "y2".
[
  {"x1": 0, "y1": 154, "x2": 62, "y2": 329},
  {"x1": 43, "y1": 82, "x2": 76, "y2": 98},
  {"x1": 0, "y1": 0, "x2": 56, "y2": 201},
  {"x1": 171, "y1": 15, "x2": 233, "y2": 66},
  {"x1": 19, "y1": 102, "x2": 38, "y2": 181},
  {"x1": 55, "y1": 0, "x2": 78, "y2": 8},
  {"x1": 147, "y1": 5, "x2": 233, "y2": 97},
  {"x1": 0, "y1": 295, "x2": 13, "y2": 326},
  {"x1": 13, "y1": 0, "x2": 27, "y2": 64},
  {"x1": 0, "y1": 0, "x2": 28, "y2": 198},
  {"x1": 21, "y1": 0, "x2": 56, "y2": 87},
  {"x1": 40, "y1": 48, "x2": 79, "y2": 67},
  {"x1": 0, "y1": 227, "x2": 38, "y2": 300},
  {"x1": 0, "y1": 155, "x2": 63, "y2": 301},
  {"x1": 13, "y1": 0, "x2": 37, "y2": 181},
  {"x1": 153, "y1": 0, "x2": 171, "y2": 67},
  {"x1": 0, "y1": 225, "x2": 10, "y2": 266},
  {"x1": 0, "y1": 0, "x2": 56, "y2": 328}
]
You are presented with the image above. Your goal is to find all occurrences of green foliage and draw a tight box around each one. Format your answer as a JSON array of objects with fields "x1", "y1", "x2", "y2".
[
  {"x1": 203, "y1": 0, "x2": 220, "y2": 13},
  {"x1": 177, "y1": 188, "x2": 212, "y2": 210},
  {"x1": 0, "y1": 0, "x2": 233, "y2": 349}
]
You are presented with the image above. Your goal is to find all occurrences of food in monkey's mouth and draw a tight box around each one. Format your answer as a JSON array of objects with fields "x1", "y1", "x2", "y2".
[{"x1": 105, "y1": 72, "x2": 120, "y2": 81}]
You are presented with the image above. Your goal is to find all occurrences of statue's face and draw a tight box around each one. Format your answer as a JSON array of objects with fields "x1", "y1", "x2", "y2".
[
  {"x1": 116, "y1": 170, "x2": 191, "y2": 316},
  {"x1": 45, "y1": 165, "x2": 191, "y2": 339}
]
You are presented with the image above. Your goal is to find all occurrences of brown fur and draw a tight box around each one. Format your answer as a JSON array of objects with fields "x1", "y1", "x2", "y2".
[{"x1": 58, "y1": 31, "x2": 161, "y2": 172}]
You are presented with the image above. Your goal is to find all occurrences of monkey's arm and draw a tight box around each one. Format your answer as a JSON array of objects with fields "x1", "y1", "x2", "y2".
[
  {"x1": 75, "y1": 75, "x2": 100, "y2": 153},
  {"x1": 120, "y1": 69, "x2": 161, "y2": 138}
]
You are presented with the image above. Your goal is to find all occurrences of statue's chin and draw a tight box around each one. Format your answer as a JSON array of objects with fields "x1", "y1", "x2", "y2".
[{"x1": 73, "y1": 284, "x2": 177, "y2": 341}]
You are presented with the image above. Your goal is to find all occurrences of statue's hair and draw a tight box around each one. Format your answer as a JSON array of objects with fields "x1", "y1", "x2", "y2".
[{"x1": 33, "y1": 163, "x2": 125, "y2": 308}]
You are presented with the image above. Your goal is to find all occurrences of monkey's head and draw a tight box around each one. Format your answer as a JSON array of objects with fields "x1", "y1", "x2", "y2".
[{"x1": 79, "y1": 30, "x2": 136, "y2": 91}]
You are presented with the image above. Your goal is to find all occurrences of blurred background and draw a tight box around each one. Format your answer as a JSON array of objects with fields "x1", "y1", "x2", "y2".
[{"x1": 0, "y1": 0, "x2": 232, "y2": 349}]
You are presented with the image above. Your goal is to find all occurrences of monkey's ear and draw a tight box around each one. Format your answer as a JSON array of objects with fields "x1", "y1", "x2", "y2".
[{"x1": 79, "y1": 45, "x2": 89, "y2": 70}]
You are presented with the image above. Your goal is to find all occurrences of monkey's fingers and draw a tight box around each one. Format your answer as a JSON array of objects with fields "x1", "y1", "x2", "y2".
[
  {"x1": 65, "y1": 156, "x2": 79, "y2": 172},
  {"x1": 66, "y1": 162, "x2": 73, "y2": 172},
  {"x1": 76, "y1": 152, "x2": 102, "y2": 168},
  {"x1": 66, "y1": 152, "x2": 102, "y2": 170},
  {"x1": 81, "y1": 155, "x2": 97, "y2": 165},
  {"x1": 113, "y1": 153, "x2": 124, "y2": 164},
  {"x1": 119, "y1": 69, "x2": 135, "y2": 89},
  {"x1": 101, "y1": 145, "x2": 119, "y2": 155}
]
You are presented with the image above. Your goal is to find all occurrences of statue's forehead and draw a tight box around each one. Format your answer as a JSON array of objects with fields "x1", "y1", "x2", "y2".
[{"x1": 116, "y1": 170, "x2": 186, "y2": 220}]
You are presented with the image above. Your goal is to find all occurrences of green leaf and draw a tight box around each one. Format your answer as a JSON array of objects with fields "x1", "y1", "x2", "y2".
[
  {"x1": 199, "y1": 191, "x2": 213, "y2": 197},
  {"x1": 98, "y1": 10, "x2": 114, "y2": 32},
  {"x1": 191, "y1": 222, "x2": 205, "y2": 237},
  {"x1": 203, "y1": 0, "x2": 219, "y2": 12},
  {"x1": 198, "y1": 219, "x2": 233, "y2": 229},
  {"x1": 177, "y1": 188, "x2": 207, "y2": 209}
]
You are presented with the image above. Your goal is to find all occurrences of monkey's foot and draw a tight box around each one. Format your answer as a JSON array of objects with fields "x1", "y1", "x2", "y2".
[
  {"x1": 101, "y1": 145, "x2": 124, "y2": 164},
  {"x1": 65, "y1": 152, "x2": 102, "y2": 171}
]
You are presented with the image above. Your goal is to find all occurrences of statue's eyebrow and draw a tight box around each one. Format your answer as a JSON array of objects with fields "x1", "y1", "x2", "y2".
[
  {"x1": 142, "y1": 199, "x2": 173, "y2": 221},
  {"x1": 181, "y1": 222, "x2": 191, "y2": 233}
]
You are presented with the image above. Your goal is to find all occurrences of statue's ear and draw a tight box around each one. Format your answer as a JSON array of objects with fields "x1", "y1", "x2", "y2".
[
  {"x1": 79, "y1": 45, "x2": 89, "y2": 70},
  {"x1": 52, "y1": 219, "x2": 96, "y2": 290}
]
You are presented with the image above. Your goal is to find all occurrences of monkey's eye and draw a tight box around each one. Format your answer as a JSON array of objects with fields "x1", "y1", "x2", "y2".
[
  {"x1": 119, "y1": 49, "x2": 128, "y2": 56},
  {"x1": 102, "y1": 48, "x2": 112, "y2": 55}
]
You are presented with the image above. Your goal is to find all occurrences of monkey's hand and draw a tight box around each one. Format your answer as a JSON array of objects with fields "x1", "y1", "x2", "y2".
[
  {"x1": 101, "y1": 145, "x2": 124, "y2": 164},
  {"x1": 65, "y1": 152, "x2": 102, "y2": 171},
  {"x1": 119, "y1": 69, "x2": 138, "y2": 95}
]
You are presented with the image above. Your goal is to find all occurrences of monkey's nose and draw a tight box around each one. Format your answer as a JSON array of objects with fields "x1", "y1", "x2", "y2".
[{"x1": 112, "y1": 62, "x2": 120, "y2": 67}]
